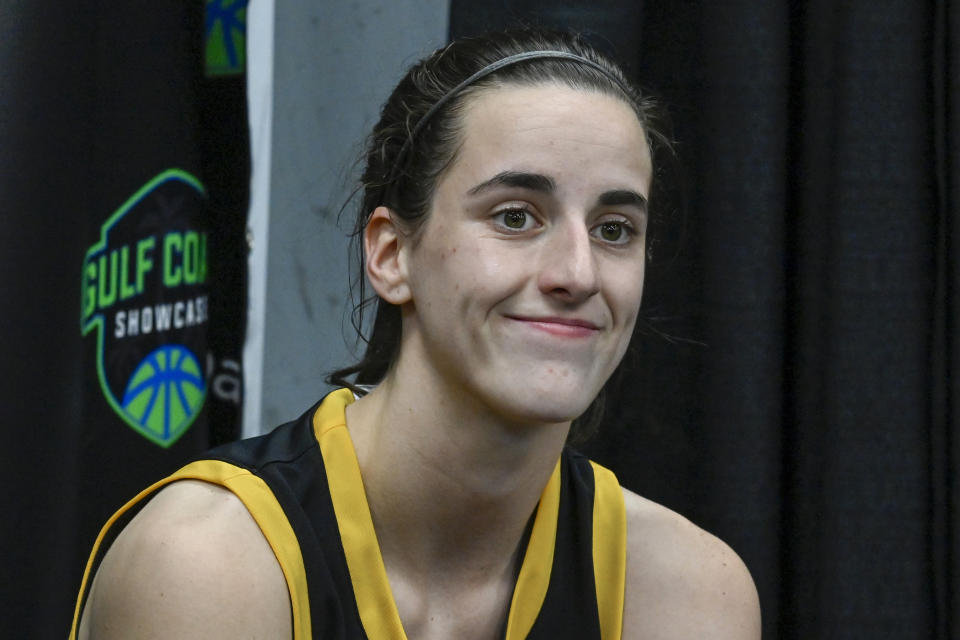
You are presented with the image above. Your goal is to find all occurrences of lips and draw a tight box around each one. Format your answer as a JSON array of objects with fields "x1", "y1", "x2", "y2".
[{"x1": 504, "y1": 314, "x2": 601, "y2": 338}]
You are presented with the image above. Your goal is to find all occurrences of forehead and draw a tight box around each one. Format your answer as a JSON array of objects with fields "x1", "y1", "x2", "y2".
[{"x1": 447, "y1": 83, "x2": 653, "y2": 194}]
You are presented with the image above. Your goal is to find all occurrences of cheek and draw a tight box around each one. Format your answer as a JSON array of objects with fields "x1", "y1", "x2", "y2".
[
  {"x1": 434, "y1": 238, "x2": 517, "y2": 298},
  {"x1": 607, "y1": 275, "x2": 645, "y2": 367},
  {"x1": 604, "y1": 259, "x2": 646, "y2": 326},
  {"x1": 410, "y1": 236, "x2": 481, "y2": 309}
]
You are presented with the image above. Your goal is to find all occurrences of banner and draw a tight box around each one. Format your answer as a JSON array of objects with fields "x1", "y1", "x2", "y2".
[{"x1": 0, "y1": 2, "x2": 248, "y2": 635}]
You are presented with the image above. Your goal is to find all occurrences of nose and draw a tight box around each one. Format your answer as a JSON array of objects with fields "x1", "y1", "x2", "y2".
[{"x1": 537, "y1": 222, "x2": 600, "y2": 303}]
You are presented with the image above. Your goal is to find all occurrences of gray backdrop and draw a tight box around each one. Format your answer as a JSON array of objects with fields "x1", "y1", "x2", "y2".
[{"x1": 255, "y1": 2, "x2": 449, "y2": 430}]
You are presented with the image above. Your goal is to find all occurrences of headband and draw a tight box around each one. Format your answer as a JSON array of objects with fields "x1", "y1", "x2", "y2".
[{"x1": 387, "y1": 50, "x2": 635, "y2": 193}]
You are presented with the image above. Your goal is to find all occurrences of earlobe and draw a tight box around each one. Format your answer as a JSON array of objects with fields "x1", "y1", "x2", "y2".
[{"x1": 364, "y1": 206, "x2": 412, "y2": 304}]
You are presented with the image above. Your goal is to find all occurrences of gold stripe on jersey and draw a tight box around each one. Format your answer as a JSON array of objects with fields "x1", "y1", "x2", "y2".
[
  {"x1": 69, "y1": 461, "x2": 312, "y2": 640},
  {"x1": 313, "y1": 388, "x2": 408, "y2": 638},
  {"x1": 591, "y1": 461, "x2": 627, "y2": 640},
  {"x1": 503, "y1": 459, "x2": 562, "y2": 640}
]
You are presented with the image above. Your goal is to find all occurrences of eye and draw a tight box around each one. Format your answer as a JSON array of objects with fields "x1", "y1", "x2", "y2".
[
  {"x1": 591, "y1": 219, "x2": 635, "y2": 245},
  {"x1": 492, "y1": 207, "x2": 538, "y2": 232}
]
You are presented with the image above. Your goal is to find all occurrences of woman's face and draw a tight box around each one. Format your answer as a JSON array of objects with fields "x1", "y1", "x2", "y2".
[{"x1": 398, "y1": 83, "x2": 652, "y2": 425}]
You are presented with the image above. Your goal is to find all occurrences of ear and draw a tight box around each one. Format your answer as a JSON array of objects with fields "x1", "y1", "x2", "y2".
[{"x1": 364, "y1": 206, "x2": 412, "y2": 304}]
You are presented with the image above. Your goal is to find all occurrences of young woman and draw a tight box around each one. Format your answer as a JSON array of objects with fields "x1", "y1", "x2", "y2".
[{"x1": 73, "y1": 29, "x2": 760, "y2": 640}]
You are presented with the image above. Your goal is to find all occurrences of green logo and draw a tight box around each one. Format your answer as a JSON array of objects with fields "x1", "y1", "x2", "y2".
[
  {"x1": 81, "y1": 169, "x2": 209, "y2": 447},
  {"x1": 205, "y1": 0, "x2": 247, "y2": 77}
]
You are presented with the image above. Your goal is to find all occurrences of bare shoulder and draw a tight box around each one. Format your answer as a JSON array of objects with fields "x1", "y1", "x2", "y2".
[
  {"x1": 621, "y1": 488, "x2": 761, "y2": 640},
  {"x1": 78, "y1": 480, "x2": 291, "y2": 640}
]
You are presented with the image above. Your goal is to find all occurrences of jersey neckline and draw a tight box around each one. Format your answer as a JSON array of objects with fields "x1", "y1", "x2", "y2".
[{"x1": 311, "y1": 388, "x2": 562, "y2": 639}]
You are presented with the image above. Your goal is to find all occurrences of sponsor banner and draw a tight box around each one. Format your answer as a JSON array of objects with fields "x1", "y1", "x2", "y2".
[{"x1": 81, "y1": 169, "x2": 209, "y2": 448}]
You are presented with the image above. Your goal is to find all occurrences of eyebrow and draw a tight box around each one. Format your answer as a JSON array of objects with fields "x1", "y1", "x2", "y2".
[
  {"x1": 467, "y1": 171, "x2": 555, "y2": 196},
  {"x1": 597, "y1": 189, "x2": 648, "y2": 212},
  {"x1": 466, "y1": 170, "x2": 647, "y2": 212}
]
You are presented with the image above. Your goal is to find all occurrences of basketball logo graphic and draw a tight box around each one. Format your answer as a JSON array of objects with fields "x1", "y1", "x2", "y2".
[
  {"x1": 81, "y1": 169, "x2": 210, "y2": 447},
  {"x1": 122, "y1": 345, "x2": 206, "y2": 443},
  {"x1": 205, "y1": 0, "x2": 247, "y2": 77}
]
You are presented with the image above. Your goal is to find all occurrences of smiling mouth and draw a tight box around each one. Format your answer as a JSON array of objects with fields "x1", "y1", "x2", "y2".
[{"x1": 504, "y1": 315, "x2": 601, "y2": 338}]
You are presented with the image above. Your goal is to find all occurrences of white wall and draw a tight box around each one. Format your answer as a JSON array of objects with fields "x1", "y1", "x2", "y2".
[{"x1": 246, "y1": 2, "x2": 449, "y2": 435}]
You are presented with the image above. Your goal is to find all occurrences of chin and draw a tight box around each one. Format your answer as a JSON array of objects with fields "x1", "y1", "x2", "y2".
[{"x1": 485, "y1": 380, "x2": 599, "y2": 427}]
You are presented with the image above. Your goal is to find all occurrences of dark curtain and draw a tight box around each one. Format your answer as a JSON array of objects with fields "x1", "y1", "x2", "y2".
[
  {"x1": 453, "y1": 2, "x2": 958, "y2": 638},
  {"x1": 0, "y1": 2, "x2": 247, "y2": 636}
]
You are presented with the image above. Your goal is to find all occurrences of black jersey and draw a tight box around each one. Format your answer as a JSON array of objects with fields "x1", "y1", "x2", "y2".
[{"x1": 71, "y1": 389, "x2": 627, "y2": 639}]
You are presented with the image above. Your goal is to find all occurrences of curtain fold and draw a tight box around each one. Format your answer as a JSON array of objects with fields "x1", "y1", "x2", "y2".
[
  {"x1": 936, "y1": 1, "x2": 960, "y2": 634},
  {"x1": 786, "y1": 2, "x2": 937, "y2": 635},
  {"x1": 694, "y1": 4, "x2": 790, "y2": 635}
]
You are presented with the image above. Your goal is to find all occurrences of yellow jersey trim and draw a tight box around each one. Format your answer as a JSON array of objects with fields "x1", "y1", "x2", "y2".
[
  {"x1": 69, "y1": 460, "x2": 312, "y2": 640},
  {"x1": 590, "y1": 461, "x2": 626, "y2": 640},
  {"x1": 503, "y1": 458, "x2": 562, "y2": 640},
  {"x1": 313, "y1": 388, "x2": 408, "y2": 639}
]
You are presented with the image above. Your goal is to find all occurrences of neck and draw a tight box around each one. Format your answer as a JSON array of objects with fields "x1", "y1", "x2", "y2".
[{"x1": 345, "y1": 363, "x2": 570, "y2": 584}]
